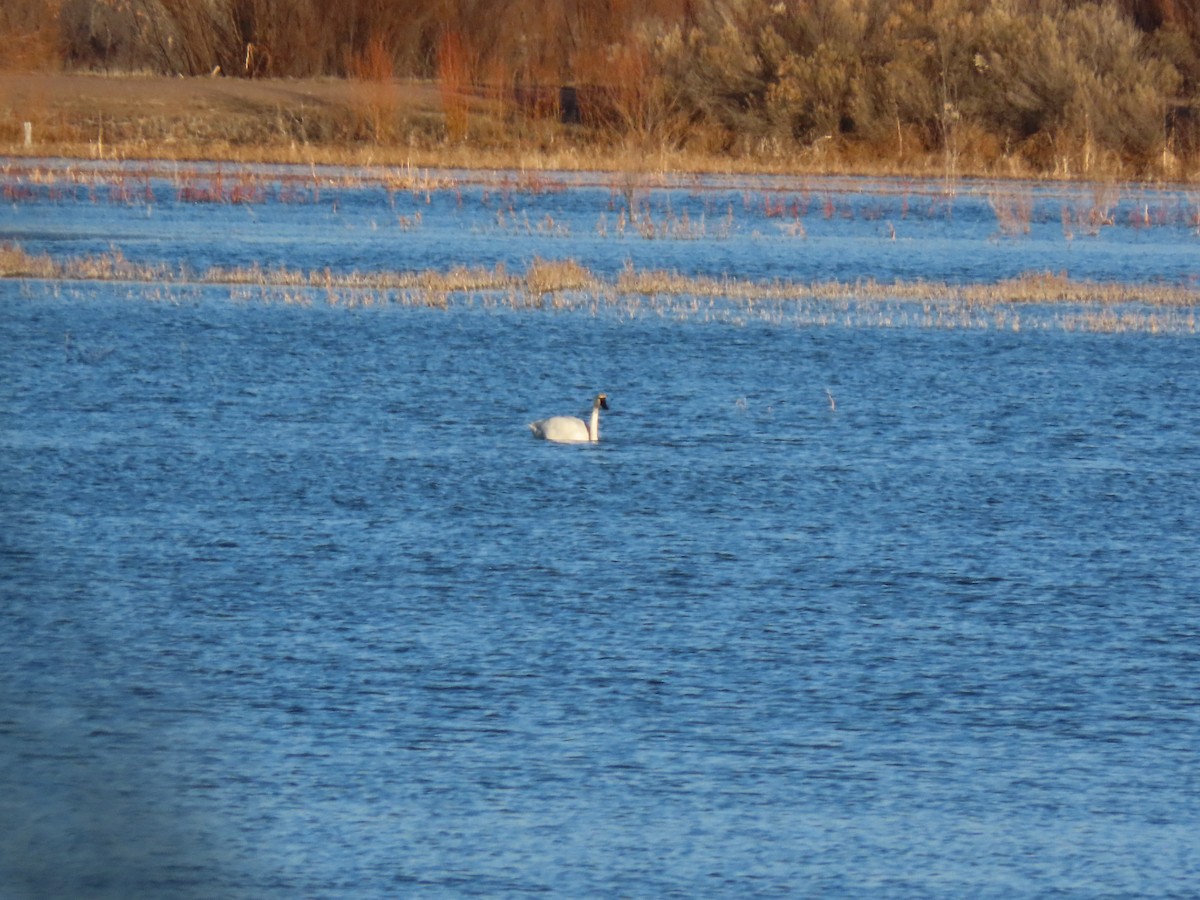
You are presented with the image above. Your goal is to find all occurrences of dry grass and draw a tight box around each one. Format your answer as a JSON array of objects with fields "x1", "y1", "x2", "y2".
[
  {"x1": 3, "y1": 72, "x2": 1195, "y2": 181},
  {"x1": 4, "y1": 242, "x2": 1196, "y2": 334},
  {"x1": 525, "y1": 258, "x2": 595, "y2": 295},
  {"x1": 0, "y1": 241, "x2": 54, "y2": 277}
]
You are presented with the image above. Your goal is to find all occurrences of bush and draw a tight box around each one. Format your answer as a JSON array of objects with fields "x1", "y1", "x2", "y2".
[
  {"x1": 0, "y1": 0, "x2": 63, "y2": 71},
  {"x1": 972, "y1": 3, "x2": 1180, "y2": 169},
  {"x1": 655, "y1": 0, "x2": 1188, "y2": 173},
  {"x1": 23, "y1": 0, "x2": 1200, "y2": 175}
]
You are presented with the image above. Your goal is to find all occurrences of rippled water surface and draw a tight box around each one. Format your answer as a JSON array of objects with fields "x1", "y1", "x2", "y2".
[{"x1": 3, "y1": 163, "x2": 1200, "y2": 897}]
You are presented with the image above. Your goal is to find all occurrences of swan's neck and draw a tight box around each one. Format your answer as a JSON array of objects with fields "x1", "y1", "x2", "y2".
[{"x1": 588, "y1": 403, "x2": 600, "y2": 441}]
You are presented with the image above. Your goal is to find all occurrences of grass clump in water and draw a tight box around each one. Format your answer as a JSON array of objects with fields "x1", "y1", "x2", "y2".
[{"x1": 4, "y1": 243, "x2": 1198, "y2": 333}]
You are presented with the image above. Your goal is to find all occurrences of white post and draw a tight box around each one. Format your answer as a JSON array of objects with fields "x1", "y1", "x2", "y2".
[{"x1": 23, "y1": 122, "x2": 32, "y2": 147}]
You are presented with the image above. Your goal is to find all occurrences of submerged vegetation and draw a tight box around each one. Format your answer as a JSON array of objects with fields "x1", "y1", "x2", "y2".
[
  {"x1": 2, "y1": 0, "x2": 1199, "y2": 179},
  {"x1": 2, "y1": 158, "x2": 1197, "y2": 333},
  {"x1": 4, "y1": 242, "x2": 1197, "y2": 334}
]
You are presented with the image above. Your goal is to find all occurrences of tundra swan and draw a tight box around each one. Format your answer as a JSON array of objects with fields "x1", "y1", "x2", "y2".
[{"x1": 529, "y1": 393, "x2": 608, "y2": 443}]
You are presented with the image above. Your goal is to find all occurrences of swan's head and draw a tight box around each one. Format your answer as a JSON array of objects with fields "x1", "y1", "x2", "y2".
[{"x1": 596, "y1": 393, "x2": 609, "y2": 410}]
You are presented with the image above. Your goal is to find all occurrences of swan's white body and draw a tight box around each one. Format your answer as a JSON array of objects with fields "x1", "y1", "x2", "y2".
[{"x1": 529, "y1": 393, "x2": 608, "y2": 443}]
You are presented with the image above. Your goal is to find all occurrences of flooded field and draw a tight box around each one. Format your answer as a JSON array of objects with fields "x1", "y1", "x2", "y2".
[
  {"x1": 3, "y1": 159, "x2": 1199, "y2": 329},
  {"x1": 3, "y1": 159, "x2": 1200, "y2": 898}
]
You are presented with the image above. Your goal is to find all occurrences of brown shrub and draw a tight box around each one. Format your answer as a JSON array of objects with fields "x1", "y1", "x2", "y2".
[
  {"x1": 349, "y1": 35, "x2": 399, "y2": 142},
  {"x1": 0, "y1": 0, "x2": 63, "y2": 72},
  {"x1": 654, "y1": 0, "x2": 1191, "y2": 176},
  {"x1": 437, "y1": 29, "x2": 475, "y2": 143}
]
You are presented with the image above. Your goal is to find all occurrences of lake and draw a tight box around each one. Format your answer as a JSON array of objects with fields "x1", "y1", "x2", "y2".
[{"x1": 2, "y1": 161, "x2": 1199, "y2": 897}]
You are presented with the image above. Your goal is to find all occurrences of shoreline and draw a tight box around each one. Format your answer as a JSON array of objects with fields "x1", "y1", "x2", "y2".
[{"x1": 3, "y1": 72, "x2": 1198, "y2": 185}]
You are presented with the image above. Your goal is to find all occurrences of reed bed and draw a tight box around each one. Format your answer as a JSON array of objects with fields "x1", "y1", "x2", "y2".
[
  {"x1": 2, "y1": 161, "x2": 1198, "y2": 244},
  {"x1": 4, "y1": 241, "x2": 1197, "y2": 334}
]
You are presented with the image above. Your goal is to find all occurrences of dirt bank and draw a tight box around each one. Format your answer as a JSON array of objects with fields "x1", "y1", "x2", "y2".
[
  {"x1": 2, "y1": 72, "x2": 1197, "y2": 181},
  {"x1": 0, "y1": 72, "x2": 461, "y2": 166}
]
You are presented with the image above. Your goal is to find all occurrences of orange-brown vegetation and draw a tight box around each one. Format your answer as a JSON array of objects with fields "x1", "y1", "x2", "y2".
[{"x1": 1, "y1": 0, "x2": 1198, "y2": 179}]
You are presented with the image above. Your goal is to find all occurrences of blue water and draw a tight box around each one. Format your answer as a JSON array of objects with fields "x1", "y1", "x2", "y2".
[
  {"x1": 4, "y1": 161, "x2": 1199, "y2": 288},
  {"x1": 3, "y1": 164, "x2": 1200, "y2": 897}
]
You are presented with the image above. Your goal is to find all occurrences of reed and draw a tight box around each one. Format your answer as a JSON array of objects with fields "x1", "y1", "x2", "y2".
[
  {"x1": 5, "y1": 242, "x2": 1196, "y2": 334},
  {"x1": 0, "y1": 242, "x2": 55, "y2": 277},
  {"x1": 525, "y1": 258, "x2": 595, "y2": 295},
  {"x1": 5, "y1": 161, "x2": 1197, "y2": 251}
]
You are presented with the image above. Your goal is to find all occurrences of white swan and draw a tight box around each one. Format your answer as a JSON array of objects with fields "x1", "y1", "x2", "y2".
[{"x1": 529, "y1": 393, "x2": 608, "y2": 443}]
